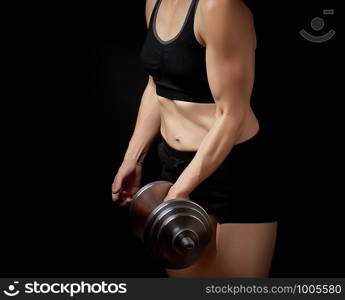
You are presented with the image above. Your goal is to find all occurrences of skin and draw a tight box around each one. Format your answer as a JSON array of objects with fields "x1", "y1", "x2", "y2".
[{"x1": 112, "y1": 0, "x2": 277, "y2": 277}]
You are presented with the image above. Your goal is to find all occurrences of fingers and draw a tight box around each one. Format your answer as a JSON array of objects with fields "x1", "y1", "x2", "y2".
[
  {"x1": 112, "y1": 178, "x2": 132, "y2": 207},
  {"x1": 119, "y1": 196, "x2": 132, "y2": 207},
  {"x1": 111, "y1": 173, "x2": 136, "y2": 207},
  {"x1": 111, "y1": 175, "x2": 122, "y2": 202}
]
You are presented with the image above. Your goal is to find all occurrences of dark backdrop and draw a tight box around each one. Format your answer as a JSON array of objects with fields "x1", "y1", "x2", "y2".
[{"x1": 1, "y1": 0, "x2": 343, "y2": 277}]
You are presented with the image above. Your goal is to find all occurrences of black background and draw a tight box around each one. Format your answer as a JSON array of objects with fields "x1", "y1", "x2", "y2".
[{"x1": 1, "y1": 0, "x2": 343, "y2": 277}]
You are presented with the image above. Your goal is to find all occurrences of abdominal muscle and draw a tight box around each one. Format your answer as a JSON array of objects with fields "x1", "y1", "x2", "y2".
[{"x1": 158, "y1": 95, "x2": 260, "y2": 151}]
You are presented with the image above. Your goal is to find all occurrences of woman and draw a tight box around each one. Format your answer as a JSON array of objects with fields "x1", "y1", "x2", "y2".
[{"x1": 112, "y1": 0, "x2": 278, "y2": 278}]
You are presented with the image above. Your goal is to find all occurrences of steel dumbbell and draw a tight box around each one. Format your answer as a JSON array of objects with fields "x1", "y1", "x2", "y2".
[{"x1": 129, "y1": 180, "x2": 213, "y2": 269}]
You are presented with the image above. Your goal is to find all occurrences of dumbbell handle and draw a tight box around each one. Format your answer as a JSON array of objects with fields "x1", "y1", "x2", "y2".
[{"x1": 180, "y1": 236, "x2": 195, "y2": 250}]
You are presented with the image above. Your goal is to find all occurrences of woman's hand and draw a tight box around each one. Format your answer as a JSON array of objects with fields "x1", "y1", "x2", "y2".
[
  {"x1": 162, "y1": 185, "x2": 190, "y2": 203},
  {"x1": 111, "y1": 159, "x2": 143, "y2": 207}
]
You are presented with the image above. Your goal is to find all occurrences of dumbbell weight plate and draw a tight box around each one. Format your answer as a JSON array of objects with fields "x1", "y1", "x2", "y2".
[
  {"x1": 143, "y1": 200, "x2": 213, "y2": 269},
  {"x1": 129, "y1": 180, "x2": 175, "y2": 240}
]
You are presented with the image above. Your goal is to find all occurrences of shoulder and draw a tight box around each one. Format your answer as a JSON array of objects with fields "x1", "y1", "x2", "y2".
[
  {"x1": 199, "y1": 0, "x2": 251, "y2": 17},
  {"x1": 198, "y1": 0, "x2": 256, "y2": 49},
  {"x1": 199, "y1": 0, "x2": 254, "y2": 27}
]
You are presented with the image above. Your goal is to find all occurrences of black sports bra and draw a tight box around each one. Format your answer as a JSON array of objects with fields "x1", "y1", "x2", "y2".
[{"x1": 140, "y1": 0, "x2": 215, "y2": 103}]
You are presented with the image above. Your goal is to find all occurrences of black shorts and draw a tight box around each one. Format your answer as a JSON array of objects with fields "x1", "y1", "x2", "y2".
[{"x1": 157, "y1": 130, "x2": 278, "y2": 224}]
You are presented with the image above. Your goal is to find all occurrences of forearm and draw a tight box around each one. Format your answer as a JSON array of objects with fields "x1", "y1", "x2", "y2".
[
  {"x1": 124, "y1": 77, "x2": 160, "y2": 165},
  {"x1": 171, "y1": 112, "x2": 245, "y2": 196}
]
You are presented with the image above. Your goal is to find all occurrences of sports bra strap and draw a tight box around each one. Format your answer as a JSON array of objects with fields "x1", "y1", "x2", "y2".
[{"x1": 148, "y1": 0, "x2": 162, "y2": 30}]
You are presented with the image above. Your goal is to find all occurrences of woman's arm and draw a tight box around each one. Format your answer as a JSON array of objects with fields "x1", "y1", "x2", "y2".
[
  {"x1": 166, "y1": 0, "x2": 256, "y2": 199},
  {"x1": 122, "y1": 0, "x2": 161, "y2": 166},
  {"x1": 123, "y1": 75, "x2": 160, "y2": 166}
]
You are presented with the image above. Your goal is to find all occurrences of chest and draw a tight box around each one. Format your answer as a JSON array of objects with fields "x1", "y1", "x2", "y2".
[{"x1": 140, "y1": 31, "x2": 206, "y2": 82}]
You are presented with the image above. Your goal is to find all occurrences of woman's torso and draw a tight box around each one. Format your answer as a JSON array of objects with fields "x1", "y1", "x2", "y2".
[{"x1": 144, "y1": 0, "x2": 259, "y2": 151}]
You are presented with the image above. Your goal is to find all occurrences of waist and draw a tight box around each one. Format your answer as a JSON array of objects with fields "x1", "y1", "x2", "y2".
[{"x1": 160, "y1": 128, "x2": 263, "y2": 161}]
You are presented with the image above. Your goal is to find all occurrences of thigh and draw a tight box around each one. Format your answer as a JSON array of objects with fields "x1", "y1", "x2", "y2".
[{"x1": 216, "y1": 222, "x2": 278, "y2": 277}]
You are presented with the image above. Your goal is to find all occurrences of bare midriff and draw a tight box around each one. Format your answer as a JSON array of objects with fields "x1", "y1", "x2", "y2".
[{"x1": 158, "y1": 95, "x2": 260, "y2": 151}]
